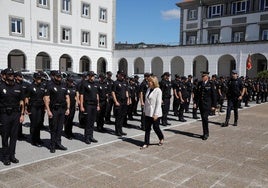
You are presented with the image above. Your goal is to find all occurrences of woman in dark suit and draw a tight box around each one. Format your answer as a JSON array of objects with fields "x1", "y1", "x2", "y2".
[{"x1": 141, "y1": 75, "x2": 164, "y2": 149}]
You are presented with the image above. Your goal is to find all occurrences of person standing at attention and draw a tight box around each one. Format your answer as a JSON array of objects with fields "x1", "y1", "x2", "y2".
[
  {"x1": 193, "y1": 71, "x2": 217, "y2": 140},
  {"x1": 141, "y1": 75, "x2": 164, "y2": 149}
]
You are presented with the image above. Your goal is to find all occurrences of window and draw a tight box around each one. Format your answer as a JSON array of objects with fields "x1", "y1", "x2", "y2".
[
  {"x1": 82, "y1": 3, "x2": 90, "y2": 18},
  {"x1": 233, "y1": 32, "x2": 244, "y2": 42},
  {"x1": 232, "y1": 0, "x2": 249, "y2": 14},
  {"x1": 187, "y1": 36, "x2": 196, "y2": 45},
  {"x1": 260, "y1": 0, "x2": 268, "y2": 10},
  {"x1": 38, "y1": 22, "x2": 49, "y2": 40},
  {"x1": 99, "y1": 34, "x2": 107, "y2": 47},
  {"x1": 262, "y1": 30, "x2": 268, "y2": 40},
  {"x1": 188, "y1": 9, "x2": 197, "y2": 20},
  {"x1": 209, "y1": 33, "x2": 219, "y2": 44},
  {"x1": 62, "y1": 0, "x2": 71, "y2": 13},
  {"x1": 81, "y1": 31, "x2": 90, "y2": 45},
  {"x1": 207, "y1": 4, "x2": 223, "y2": 18},
  {"x1": 38, "y1": 0, "x2": 48, "y2": 7},
  {"x1": 61, "y1": 27, "x2": 71, "y2": 43},
  {"x1": 10, "y1": 17, "x2": 24, "y2": 37},
  {"x1": 99, "y1": 8, "x2": 107, "y2": 22}
]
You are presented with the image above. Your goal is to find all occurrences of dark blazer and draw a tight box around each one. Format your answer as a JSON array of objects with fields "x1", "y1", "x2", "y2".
[{"x1": 194, "y1": 80, "x2": 217, "y2": 110}]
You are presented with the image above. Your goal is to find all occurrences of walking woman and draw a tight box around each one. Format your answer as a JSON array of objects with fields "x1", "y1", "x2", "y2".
[{"x1": 141, "y1": 75, "x2": 164, "y2": 149}]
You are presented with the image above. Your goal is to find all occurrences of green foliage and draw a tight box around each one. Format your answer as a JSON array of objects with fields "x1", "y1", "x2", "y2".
[{"x1": 257, "y1": 70, "x2": 268, "y2": 78}]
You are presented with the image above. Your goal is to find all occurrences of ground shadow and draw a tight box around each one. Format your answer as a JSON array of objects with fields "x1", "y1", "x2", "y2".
[{"x1": 164, "y1": 129, "x2": 203, "y2": 139}]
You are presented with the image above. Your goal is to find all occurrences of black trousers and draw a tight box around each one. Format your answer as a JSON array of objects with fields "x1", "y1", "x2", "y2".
[
  {"x1": 178, "y1": 101, "x2": 187, "y2": 119},
  {"x1": 114, "y1": 102, "x2": 127, "y2": 134},
  {"x1": 144, "y1": 116, "x2": 164, "y2": 145},
  {"x1": 0, "y1": 112, "x2": 20, "y2": 160},
  {"x1": 161, "y1": 98, "x2": 170, "y2": 124},
  {"x1": 50, "y1": 107, "x2": 65, "y2": 147},
  {"x1": 64, "y1": 104, "x2": 76, "y2": 136},
  {"x1": 29, "y1": 105, "x2": 44, "y2": 143},
  {"x1": 226, "y1": 99, "x2": 239, "y2": 121},
  {"x1": 199, "y1": 106, "x2": 209, "y2": 136},
  {"x1": 105, "y1": 96, "x2": 114, "y2": 122},
  {"x1": 84, "y1": 104, "x2": 97, "y2": 139},
  {"x1": 97, "y1": 101, "x2": 107, "y2": 129}
]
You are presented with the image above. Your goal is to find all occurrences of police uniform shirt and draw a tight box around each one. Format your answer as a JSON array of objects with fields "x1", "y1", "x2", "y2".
[
  {"x1": 105, "y1": 78, "x2": 114, "y2": 94},
  {"x1": 97, "y1": 81, "x2": 108, "y2": 102},
  {"x1": 112, "y1": 79, "x2": 128, "y2": 102},
  {"x1": 195, "y1": 81, "x2": 217, "y2": 110},
  {"x1": 160, "y1": 79, "x2": 172, "y2": 99},
  {"x1": 128, "y1": 83, "x2": 136, "y2": 99},
  {"x1": 139, "y1": 80, "x2": 149, "y2": 101},
  {"x1": 66, "y1": 84, "x2": 77, "y2": 106},
  {"x1": 26, "y1": 82, "x2": 46, "y2": 106},
  {"x1": 0, "y1": 82, "x2": 24, "y2": 108},
  {"x1": 80, "y1": 80, "x2": 98, "y2": 105},
  {"x1": 178, "y1": 82, "x2": 188, "y2": 100},
  {"x1": 227, "y1": 78, "x2": 245, "y2": 98},
  {"x1": 45, "y1": 81, "x2": 68, "y2": 105}
]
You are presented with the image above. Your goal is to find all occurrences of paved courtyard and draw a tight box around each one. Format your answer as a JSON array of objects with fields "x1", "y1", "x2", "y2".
[{"x1": 0, "y1": 102, "x2": 267, "y2": 187}]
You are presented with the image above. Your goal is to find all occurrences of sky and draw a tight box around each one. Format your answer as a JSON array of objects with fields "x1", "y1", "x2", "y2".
[{"x1": 116, "y1": 0, "x2": 182, "y2": 45}]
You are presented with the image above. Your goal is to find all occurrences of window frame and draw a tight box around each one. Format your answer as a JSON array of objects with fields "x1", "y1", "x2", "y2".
[
  {"x1": 262, "y1": 29, "x2": 268, "y2": 40},
  {"x1": 37, "y1": 21, "x2": 50, "y2": 41},
  {"x1": 188, "y1": 9, "x2": 197, "y2": 20},
  {"x1": 233, "y1": 31, "x2": 245, "y2": 42},
  {"x1": 81, "y1": 30, "x2": 90, "y2": 46},
  {"x1": 99, "y1": 7, "x2": 107, "y2": 22},
  {"x1": 9, "y1": 16, "x2": 24, "y2": 37},
  {"x1": 232, "y1": 0, "x2": 248, "y2": 14},
  {"x1": 209, "y1": 33, "x2": 219, "y2": 44},
  {"x1": 207, "y1": 4, "x2": 223, "y2": 18},
  {"x1": 61, "y1": 26, "x2": 72, "y2": 43},
  {"x1": 61, "y1": 0, "x2": 71, "y2": 14},
  {"x1": 99, "y1": 33, "x2": 107, "y2": 48},
  {"x1": 81, "y1": 2, "x2": 90, "y2": 18},
  {"x1": 187, "y1": 35, "x2": 196, "y2": 45}
]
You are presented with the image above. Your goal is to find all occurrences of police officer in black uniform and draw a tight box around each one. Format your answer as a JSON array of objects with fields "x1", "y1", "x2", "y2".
[
  {"x1": 80, "y1": 71, "x2": 99, "y2": 144},
  {"x1": 112, "y1": 70, "x2": 130, "y2": 136},
  {"x1": 139, "y1": 73, "x2": 150, "y2": 130},
  {"x1": 172, "y1": 74, "x2": 181, "y2": 116},
  {"x1": 222, "y1": 70, "x2": 245, "y2": 127},
  {"x1": 177, "y1": 76, "x2": 188, "y2": 122},
  {"x1": 105, "y1": 71, "x2": 114, "y2": 124},
  {"x1": 185, "y1": 75, "x2": 193, "y2": 113},
  {"x1": 133, "y1": 75, "x2": 140, "y2": 116},
  {"x1": 96, "y1": 73, "x2": 108, "y2": 132},
  {"x1": 0, "y1": 68, "x2": 25, "y2": 165},
  {"x1": 192, "y1": 78, "x2": 200, "y2": 119},
  {"x1": 193, "y1": 71, "x2": 217, "y2": 140},
  {"x1": 44, "y1": 70, "x2": 70, "y2": 153},
  {"x1": 127, "y1": 77, "x2": 137, "y2": 120},
  {"x1": 64, "y1": 76, "x2": 77, "y2": 139},
  {"x1": 25, "y1": 72, "x2": 45, "y2": 147},
  {"x1": 159, "y1": 72, "x2": 172, "y2": 126}
]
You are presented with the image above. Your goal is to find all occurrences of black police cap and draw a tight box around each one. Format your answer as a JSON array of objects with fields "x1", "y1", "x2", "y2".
[
  {"x1": 33, "y1": 72, "x2": 42, "y2": 79},
  {"x1": 54, "y1": 70, "x2": 62, "y2": 76},
  {"x1": 144, "y1": 72, "x2": 151, "y2": 77},
  {"x1": 5, "y1": 68, "x2": 14, "y2": 75},
  {"x1": 163, "y1": 72, "x2": 170, "y2": 76},
  {"x1": 201, "y1": 71, "x2": 210, "y2": 76},
  {"x1": 88, "y1": 71, "x2": 96, "y2": 77},
  {"x1": 99, "y1": 73, "x2": 106, "y2": 78},
  {"x1": 15, "y1": 71, "x2": 23, "y2": 77},
  {"x1": 117, "y1": 70, "x2": 125, "y2": 76}
]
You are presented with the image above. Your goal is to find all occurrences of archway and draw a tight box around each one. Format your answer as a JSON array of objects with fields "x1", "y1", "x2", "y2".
[
  {"x1": 171, "y1": 56, "x2": 184, "y2": 79},
  {"x1": 193, "y1": 55, "x2": 208, "y2": 78},
  {"x1": 80, "y1": 56, "x2": 91, "y2": 72},
  {"x1": 134, "y1": 57, "x2": 144, "y2": 74},
  {"x1": 8, "y1": 49, "x2": 26, "y2": 71},
  {"x1": 97, "y1": 57, "x2": 107, "y2": 74},
  {"x1": 151, "y1": 57, "x2": 163, "y2": 80},
  {"x1": 218, "y1": 54, "x2": 236, "y2": 77},
  {"x1": 59, "y1": 54, "x2": 72, "y2": 72},
  {"x1": 118, "y1": 58, "x2": 128, "y2": 75},
  {"x1": 247, "y1": 53, "x2": 267, "y2": 78},
  {"x1": 36, "y1": 52, "x2": 51, "y2": 71}
]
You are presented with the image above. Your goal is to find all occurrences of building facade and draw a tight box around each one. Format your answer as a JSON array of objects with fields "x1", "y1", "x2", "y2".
[
  {"x1": 114, "y1": 0, "x2": 268, "y2": 79},
  {"x1": 0, "y1": 0, "x2": 116, "y2": 73}
]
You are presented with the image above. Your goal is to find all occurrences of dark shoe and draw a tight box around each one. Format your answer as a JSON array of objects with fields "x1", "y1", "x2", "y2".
[
  {"x1": 90, "y1": 138, "x2": 98, "y2": 143},
  {"x1": 193, "y1": 116, "x2": 200, "y2": 119},
  {"x1": 245, "y1": 105, "x2": 250, "y2": 107},
  {"x1": 202, "y1": 134, "x2": 209, "y2": 140},
  {"x1": 161, "y1": 123, "x2": 167, "y2": 126},
  {"x1": 56, "y1": 144, "x2": 67, "y2": 150},
  {"x1": 115, "y1": 132, "x2": 122, "y2": 136},
  {"x1": 18, "y1": 134, "x2": 27, "y2": 141},
  {"x1": 105, "y1": 120, "x2": 113, "y2": 124},
  {"x1": 50, "y1": 147, "x2": 55, "y2": 153},
  {"x1": 179, "y1": 119, "x2": 187, "y2": 122},
  {"x1": 3, "y1": 160, "x2": 11, "y2": 166},
  {"x1": 221, "y1": 120, "x2": 229, "y2": 127},
  {"x1": 85, "y1": 139, "x2": 91, "y2": 144},
  {"x1": 10, "y1": 156, "x2": 19, "y2": 163},
  {"x1": 66, "y1": 134, "x2": 73, "y2": 140},
  {"x1": 32, "y1": 142, "x2": 42, "y2": 147},
  {"x1": 233, "y1": 121, "x2": 238, "y2": 126},
  {"x1": 120, "y1": 131, "x2": 127, "y2": 136},
  {"x1": 220, "y1": 110, "x2": 225, "y2": 113},
  {"x1": 128, "y1": 117, "x2": 134, "y2": 120}
]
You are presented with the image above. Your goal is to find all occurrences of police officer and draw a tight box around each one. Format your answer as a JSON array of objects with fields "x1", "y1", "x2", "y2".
[
  {"x1": 177, "y1": 76, "x2": 188, "y2": 122},
  {"x1": 127, "y1": 77, "x2": 137, "y2": 120},
  {"x1": 96, "y1": 73, "x2": 108, "y2": 132},
  {"x1": 133, "y1": 75, "x2": 140, "y2": 116},
  {"x1": 193, "y1": 71, "x2": 217, "y2": 140},
  {"x1": 159, "y1": 72, "x2": 172, "y2": 126},
  {"x1": 222, "y1": 70, "x2": 245, "y2": 127},
  {"x1": 172, "y1": 74, "x2": 181, "y2": 116},
  {"x1": 218, "y1": 76, "x2": 227, "y2": 112},
  {"x1": 77, "y1": 71, "x2": 88, "y2": 128},
  {"x1": 0, "y1": 68, "x2": 25, "y2": 165},
  {"x1": 105, "y1": 71, "x2": 114, "y2": 124},
  {"x1": 64, "y1": 76, "x2": 77, "y2": 139},
  {"x1": 44, "y1": 70, "x2": 70, "y2": 153},
  {"x1": 185, "y1": 75, "x2": 193, "y2": 113},
  {"x1": 112, "y1": 70, "x2": 130, "y2": 136},
  {"x1": 80, "y1": 71, "x2": 99, "y2": 144},
  {"x1": 15, "y1": 71, "x2": 29, "y2": 140},
  {"x1": 25, "y1": 72, "x2": 45, "y2": 147},
  {"x1": 192, "y1": 78, "x2": 200, "y2": 119}
]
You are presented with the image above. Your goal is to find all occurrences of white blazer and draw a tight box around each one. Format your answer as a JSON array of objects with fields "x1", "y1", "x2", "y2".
[{"x1": 144, "y1": 87, "x2": 162, "y2": 118}]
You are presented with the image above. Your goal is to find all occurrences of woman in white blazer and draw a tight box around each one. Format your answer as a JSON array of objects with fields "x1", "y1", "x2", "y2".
[{"x1": 141, "y1": 76, "x2": 164, "y2": 149}]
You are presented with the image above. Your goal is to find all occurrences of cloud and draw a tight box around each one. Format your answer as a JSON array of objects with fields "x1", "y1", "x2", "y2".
[{"x1": 161, "y1": 9, "x2": 180, "y2": 20}]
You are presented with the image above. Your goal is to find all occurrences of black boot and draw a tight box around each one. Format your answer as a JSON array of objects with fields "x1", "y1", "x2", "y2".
[
  {"x1": 222, "y1": 119, "x2": 229, "y2": 127},
  {"x1": 233, "y1": 120, "x2": 238, "y2": 126}
]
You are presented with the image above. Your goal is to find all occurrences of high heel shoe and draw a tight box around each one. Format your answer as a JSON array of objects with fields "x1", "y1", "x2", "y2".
[
  {"x1": 158, "y1": 139, "x2": 164, "y2": 146},
  {"x1": 140, "y1": 145, "x2": 148, "y2": 149}
]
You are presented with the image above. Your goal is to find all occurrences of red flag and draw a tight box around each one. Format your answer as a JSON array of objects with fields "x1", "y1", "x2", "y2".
[{"x1": 246, "y1": 54, "x2": 252, "y2": 70}]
